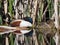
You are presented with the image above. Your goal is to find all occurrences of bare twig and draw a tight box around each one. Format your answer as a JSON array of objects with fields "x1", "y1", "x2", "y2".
[{"x1": 42, "y1": 4, "x2": 49, "y2": 19}]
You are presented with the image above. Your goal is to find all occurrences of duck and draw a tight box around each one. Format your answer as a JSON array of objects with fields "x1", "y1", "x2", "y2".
[{"x1": 10, "y1": 17, "x2": 33, "y2": 34}]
